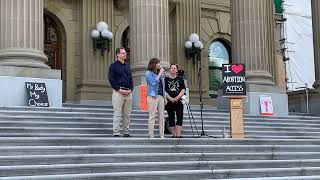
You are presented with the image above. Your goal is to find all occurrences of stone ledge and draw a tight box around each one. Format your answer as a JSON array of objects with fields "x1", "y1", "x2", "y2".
[{"x1": 0, "y1": 66, "x2": 61, "y2": 79}]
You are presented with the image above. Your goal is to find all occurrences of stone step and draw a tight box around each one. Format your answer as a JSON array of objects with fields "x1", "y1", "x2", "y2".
[
  {"x1": 0, "y1": 106, "x2": 113, "y2": 113},
  {"x1": 0, "y1": 145, "x2": 320, "y2": 156},
  {"x1": 63, "y1": 103, "x2": 229, "y2": 114},
  {"x1": 1, "y1": 121, "x2": 320, "y2": 132},
  {"x1": 1, "y1": 137, "x2": 320, "y2": 146},
  {"x1": 1, "y1": 108, "x2": 320, "y2": 121},
  {"x1": 1, "y1": 106, "x2": 221, "y2": 116},
  {"x1": 1, "y1": 127, "x2": 320, "y2": 137},
  {"x1": 0, "y1": 110, "x2": 320, "y2": 123},
  {"x1": 289, "y1": 112, "x2": 319, "y2": 116},
  {"x1": 0, "y1": 134, "x2": 256, "y2": 139},
  {"x1": 1, "y1": 116, "x2": 320, "y2": 129},
  {"x1": 63, "y1": 103, "x2": 112, "y2": 107},
  {"x1": 0, "y1": 110, "x2": 265, "y2": 120},
  {"x1": 0, "y1": 127, "x2": 320, "y2": 138},
  {"x1": 0, "y1": 133, "x2": 221, "y2": 138},
  {"x1": 1, "y1": 152, "x2": 320, "y2": 166},
  {"x1": 244, "y1": 131, "x2": 320, "y2": 136},
  {"x1": 3, "y1": 105, "x2": 320, "y2": 118},
  {"x1": 0, "y1": 119, "x2": 320, "y2": 132},
  {"x1": 1, "y1": 105, "x2": 320, "y2": 180},
  {"x1": 0, "y1": 133, "x2": 114, "y2": 137},
  {"x1": 0, "y1": 111, "x2": 122, "y2": 118},
  {"x1": 0, "y1": 107, "x2": 319, "y2": 119},
  {"x1": 2, "y1": 159, "x2": 320, "y2": 177},
  {"x1": 2, "y1": 167, "x2": 320, "y2": 180},
  {"x1": 1, "y1": 133, "x2": 319, "y2": 139},
  {"x1": 212, "y1": 176, "x2": 320, "y2": 180},
  {"x1": 0, "y1": 122, "x2": 318, "y2": 134},
  {"x1": 0, "y1": 127, "x2": 219, "y2": 135},
  {"x1": 245, "y1": 135, "x2": 320, "y2": 139},
  {"x1": 0, "y1": 117, "x2": 317, "y2": 130}
]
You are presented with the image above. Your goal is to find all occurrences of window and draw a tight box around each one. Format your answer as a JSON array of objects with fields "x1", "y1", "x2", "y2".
[{"x1": 208, "y1": 40, "x2": 230, "y2": 97}]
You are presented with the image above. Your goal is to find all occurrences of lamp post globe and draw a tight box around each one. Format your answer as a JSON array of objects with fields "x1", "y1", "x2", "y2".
[
  {"x1": 91, "y1": 29, "x2": 100, "y2": 38},
  {"x1": 185, "y1": 41, "x2": 193, "y2": 49},
  {"x1": 106, "y1": 31, "x2": 113, "y2": 40},
  {"x1": 189, "y1": 33, "x2": 199, "y2": 43},
  {"x1": 194, "y1": 40, "x2": 203, "y2": 49},
  {"x1": 101, "y1": 30, "x2": 111, "y2": 39},
  {"x1": 96, "y1": 21, "x2": 108, "y2": 32}
]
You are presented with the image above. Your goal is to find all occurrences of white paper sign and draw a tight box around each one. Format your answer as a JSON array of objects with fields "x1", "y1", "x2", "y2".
[{"x1": 260, "y1": 96, "x2": 273, "y2": 116}]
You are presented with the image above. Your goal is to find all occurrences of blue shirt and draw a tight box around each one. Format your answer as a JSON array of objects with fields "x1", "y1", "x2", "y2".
[
  {"x1": 145, "y1": 71, "x2": 159, "y2": 97},
  {"x1": 108, "y1": 60, "x2": 133, "y2": 91},
  {"x1": 145, "y1": 71, "x2": 166, "y2": 97}
]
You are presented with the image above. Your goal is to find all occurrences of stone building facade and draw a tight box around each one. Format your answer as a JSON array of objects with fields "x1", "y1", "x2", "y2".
[{"x1": 1, "y1": 0, "x2": 320, "y2": 115}]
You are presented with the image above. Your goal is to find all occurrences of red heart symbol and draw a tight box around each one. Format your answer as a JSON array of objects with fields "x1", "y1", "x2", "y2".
[{"x1": 231, "y1": 64, "x2": 243, "y2": 74}]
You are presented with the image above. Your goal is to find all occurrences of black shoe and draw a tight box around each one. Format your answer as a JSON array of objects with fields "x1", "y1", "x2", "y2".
[
  {"x1": 123, "y1": 134, "x2": 131, "y2": 137},
  {"x1": 113, "y1": 135, "x2": 120, "y2": 137}
]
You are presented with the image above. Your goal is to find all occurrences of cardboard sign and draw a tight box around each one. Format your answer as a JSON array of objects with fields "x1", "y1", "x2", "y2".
[
  {"x1": 260, "y1": 96, "x2": 273, "y2": 116},
  {"x1": 222, "y1": 64, "x2": 246, "y2": 96},
  {"x1": 25, "y1": 82, "x2": 49, "y2": 107},
  {"x1": 139, "y1": 85, "x2": 148, "y2": 112}
]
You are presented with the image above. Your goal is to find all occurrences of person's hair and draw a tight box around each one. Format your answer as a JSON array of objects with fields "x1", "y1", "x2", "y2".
[
  {"x1": 170, "y1": 64, "x2": 179, "y2": 69},
  {"x1": 148, "y1": 58, "x2": 160, "y2": 73},
  {"x1": 116, "y1": 47, "x2": 125, "y2": 55}
]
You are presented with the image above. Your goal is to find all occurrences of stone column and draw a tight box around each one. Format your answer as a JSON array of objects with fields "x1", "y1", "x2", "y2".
[
  {"x1": 0, "y1": 0, "x2": 62, "y2": 107},
  {"x1": 222, "y1": 0, "x2": 288, "y2": 116},
  {"x1": 231, "y1": 0, "x2": 275, "y2": 85},
  {"x1": 311, "y1": 0, "x2": 320, "y2": 89},
  {"x1": 77, "y1": 0, "x2": 114, "y2": 102},
  {"x1": 173, "y1": 0, "x2": 201, "y2": 104},
  {"x1": 129, "y1": 0, "x2": 170, "y2": 85},
  {"x1": 0, "y1": 0, "x2": 49, "y2": 69}
]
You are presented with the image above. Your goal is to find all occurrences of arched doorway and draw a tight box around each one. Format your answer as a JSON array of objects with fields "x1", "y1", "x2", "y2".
[
  {"x1": 44, "y1": 12, "x2": 66, "y2": 101},
  {"x1": 208, "y1": 39, "x2": 231, "y2": 98},
  {"x1": 44, "y1": 14, "x2": 62, "y2": 69},
  {"x1": 121, "y1": 27, "x2": 130, "y2": 63}
]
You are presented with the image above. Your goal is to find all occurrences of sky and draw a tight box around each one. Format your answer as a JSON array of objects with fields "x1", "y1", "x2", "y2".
[{"x1": 285, "y1": 0, "x2": 314, "y2": 91}]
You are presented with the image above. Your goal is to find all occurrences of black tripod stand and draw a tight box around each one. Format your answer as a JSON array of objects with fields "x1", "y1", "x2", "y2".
[
  {"x1": 185, "y1": 101, "x2": 200, "y2": 138},
  {"x1": 197, "y1": 54, "x2": 205, "y2": 136}
]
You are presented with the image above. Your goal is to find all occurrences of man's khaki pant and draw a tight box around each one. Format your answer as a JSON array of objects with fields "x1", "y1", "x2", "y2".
[
  {"x1": 112, "y1": 90, "x2": 132, "y2": 135},
  {"x1": 147, "y1": 95, "x2": 165, "y2": 137}
]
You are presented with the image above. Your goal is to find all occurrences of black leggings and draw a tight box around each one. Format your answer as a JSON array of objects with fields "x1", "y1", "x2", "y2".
[{"x1": 166, "y1": 101, "x2": 184, "y2": 127}]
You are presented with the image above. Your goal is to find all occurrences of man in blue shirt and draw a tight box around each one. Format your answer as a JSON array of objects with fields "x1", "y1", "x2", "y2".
[{"x1": 108, "y1": 47, "x2": 133, "y2": 137}]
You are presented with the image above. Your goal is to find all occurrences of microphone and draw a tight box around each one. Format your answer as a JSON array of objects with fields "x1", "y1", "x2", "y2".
[{"x1": 160, "y1": 67, "x2": 166, "y2": 77}]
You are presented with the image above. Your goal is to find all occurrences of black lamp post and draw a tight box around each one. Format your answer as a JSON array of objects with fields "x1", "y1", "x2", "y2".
[
  {"x1": 184, "y1": 33, "x2": 206, "y2": 136},
  {"x1": 91, "y1": 21, "x2": 113, "y2": 56}
]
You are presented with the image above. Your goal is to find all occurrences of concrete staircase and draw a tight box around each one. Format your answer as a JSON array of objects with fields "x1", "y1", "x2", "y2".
[{"x1": 0, "y1": 104, "x2": 320, "y2": 179}]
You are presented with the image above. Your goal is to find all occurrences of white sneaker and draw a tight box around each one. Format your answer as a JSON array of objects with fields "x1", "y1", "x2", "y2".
[
  {"x1": 149, "y1": 136, "x2": 155, "y2": 138},
  {"x1": 160, "y1": 136, "x2": 165, "y2": 139}
]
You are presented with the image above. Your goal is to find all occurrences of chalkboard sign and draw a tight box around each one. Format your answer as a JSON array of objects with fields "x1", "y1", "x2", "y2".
[
  {"x1": 25, "y1": 82, "x2": 49, "y2": 107},
  {"x1": 222, "y1": 64, "x2": 246, "y2": 96}
]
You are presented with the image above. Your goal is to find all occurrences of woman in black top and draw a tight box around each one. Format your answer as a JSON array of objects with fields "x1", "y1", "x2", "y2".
[{"x1": 165, "y1": 64, "x2": 186, "y2": 138}]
